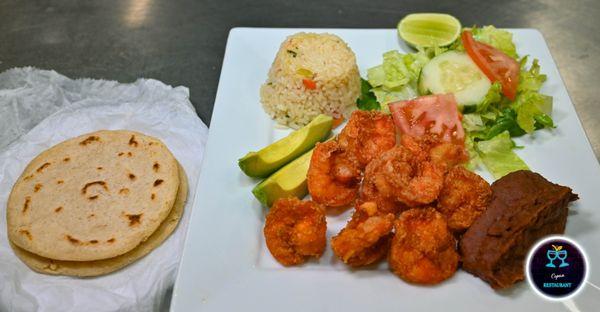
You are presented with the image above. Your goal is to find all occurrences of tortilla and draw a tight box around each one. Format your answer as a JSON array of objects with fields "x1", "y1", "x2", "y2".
[
  {"x1": 7, "y1": 130, "x2": 180, "y2": 261},
  {"x1": 9, "y1": 164, "x2": 188, "y2": 277}
]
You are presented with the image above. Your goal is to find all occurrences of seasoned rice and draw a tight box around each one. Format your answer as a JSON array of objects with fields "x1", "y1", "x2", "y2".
[{"x1": 260, "y1": 32, "x2": 360, "y2": 129}]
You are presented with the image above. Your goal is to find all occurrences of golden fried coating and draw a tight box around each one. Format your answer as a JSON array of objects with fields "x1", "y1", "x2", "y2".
[
  {"x1": 264, "y1": 198, "x2": 327, "y2": 266},
  {"x1": 389, "y1": 208, "x2": 459, "y2": 285},
  {"x1": 362, "y1": 147, "x2": 445, "y2": 207},
  {"x1": 338, "y1": 110, "x2": 396, "y2": 168},
  {"x1": 331, "y1": 202, "x2": 394, "y2": 267},
  {"x1": 308, "y1": 140, "x2": 361, "y2": 208},
  {"x1": 437, "y1": 166, "x2": 492, "y2": 232}
]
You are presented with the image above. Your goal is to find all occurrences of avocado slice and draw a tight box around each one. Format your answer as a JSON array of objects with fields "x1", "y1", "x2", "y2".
[
  {"x1": 238, "y1": 114, "x2": 332, "y2": 178},
  {"x1": 252, "y1": 149, "x2": 313, "y2": 207}
]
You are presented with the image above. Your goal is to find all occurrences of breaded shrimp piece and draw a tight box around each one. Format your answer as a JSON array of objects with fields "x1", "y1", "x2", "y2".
[
  {"x1": 264, "y1": 198, "x2": 327, "y2": 266},
  {"x1": 331, "y1": 202, "x2": 394, "y2": 267},
  {"x1": 362, "y1": 146, "x2": 445, "y2": 207},
  {"x1": 308, "y1": 140, "x2": 361, "y2": 207},
  {"x1": 437, "y1": 166, "x2": 492, "y2": 232},
  {"x1": 338, "y1": 110, "x2": 396, "y2": 168},
  {"x1": 389, "y1": 208, "x2": 459, "y2": 285}
]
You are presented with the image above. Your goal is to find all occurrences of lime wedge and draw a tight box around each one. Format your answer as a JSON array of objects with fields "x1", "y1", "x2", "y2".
[{"x1": 398, "y1": 13, "x2": 461, "y2": 48}]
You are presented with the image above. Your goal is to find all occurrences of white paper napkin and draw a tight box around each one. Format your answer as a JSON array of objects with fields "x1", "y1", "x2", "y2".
[{"x1": 0, "y1": 68, "x2": 208, "y2": 312}]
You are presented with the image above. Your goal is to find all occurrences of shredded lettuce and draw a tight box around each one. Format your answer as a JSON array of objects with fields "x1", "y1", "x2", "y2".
[{"x1": 473, "y1": 131, "x2": 529, "y2": 178}]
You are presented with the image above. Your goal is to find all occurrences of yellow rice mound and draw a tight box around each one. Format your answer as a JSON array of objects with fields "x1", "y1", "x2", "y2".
[{"x1": 260, "y1": 32, "x2": 360, "y2": 129}]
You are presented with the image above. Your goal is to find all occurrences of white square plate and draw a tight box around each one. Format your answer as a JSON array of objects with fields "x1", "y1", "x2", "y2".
[{"x1": 171, "y1": 28, "x2": 600, "y2": 311}]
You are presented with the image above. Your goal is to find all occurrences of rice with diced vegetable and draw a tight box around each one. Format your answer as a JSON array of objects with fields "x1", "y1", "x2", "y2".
[{"x1": 260, "y1": 33, "x2": 361, "y2": 128}]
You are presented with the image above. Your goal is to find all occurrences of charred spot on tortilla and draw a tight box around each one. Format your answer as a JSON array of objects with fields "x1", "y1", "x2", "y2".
[
  {"x1": 151, "y1": 193, "x2": 156, "y2": 200},
  {"x1": 66, "y1": 235, "x2": 81, "y2": 245},
  {"x1": 22, "y1": 197, "x2": 31, "y2": 213},
  {"x1": 81, "y1": 181, "x2": 108, "y2": 194},
  {"x1": 126, "y1": 213, "x2": 143, "y2": 226},
  {"x1": 128, "y1": 173, "x2": 136, "y2": 180},
  {"x1": 107, "y1": 238, "x2": 116, "y2": 243},
  {"x1": 79, "y1": 136, "x2": 100, "y2": 146},
  {"x1": 36, "y1": 162, "x2": 51, "y2": 173},
  {"x1": 119, "y1": 188, "x2": 130, "y2": 195},
  {"x1": 154, "y1": 179, "x2": 164, "y2": 187},
  {"x1": 118, "y1": 152, "x2": 124, "y2": 156},
  {"x1": 33, "y1": 183, "x2": 42, "y2": 192},
  {"x1": 54, "y1": 206, "x2": 63, "y2": 213},
  {"x1": 129, "y1": 135, "x2": 139, "y2": 147},
  {"x1": 88, "y1": 195, "x2": 99, "y2": 200},
  {"x1": 153, "y1": 162, "x2": 160, "y2": 172},
  {"x1": 89, "y1": 240, "x2": 98, "y2": 244},
  {"x1": 57, "y1": 180, "x2": 64, "y2": 184},
  {"x1": 63, "y1": 157, "x2": 70, "y2": 162},
  {"x1": 19, "y1": 229, "x2": 33, "y2": 240},
  {"x1": 23, "y1": 174, "x2": 34, "y2": 181}
]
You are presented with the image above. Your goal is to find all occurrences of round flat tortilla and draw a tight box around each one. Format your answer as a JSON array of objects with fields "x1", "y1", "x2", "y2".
[
  {"x1": 9, "y1": 164, "x2": 188, "y2": 277},
  {"x1": 7, "y1": 130, "x2": 180, "y2": 261}
]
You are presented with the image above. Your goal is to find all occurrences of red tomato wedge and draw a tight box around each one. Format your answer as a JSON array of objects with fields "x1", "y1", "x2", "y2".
[
  {"x1": 389, "y1": 94, "x2": 465, "y2": 143},
  {"x1": 461, "y1": 30, "x2": 520, "y2": 100}
]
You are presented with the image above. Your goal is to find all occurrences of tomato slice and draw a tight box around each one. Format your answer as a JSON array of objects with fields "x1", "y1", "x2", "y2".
[
  {"x1": 389, "y1": 94, "x2": 465, "y2": 143},
  {"x1": 461, "y1": 30, "x2": 519, "y2": 100}
]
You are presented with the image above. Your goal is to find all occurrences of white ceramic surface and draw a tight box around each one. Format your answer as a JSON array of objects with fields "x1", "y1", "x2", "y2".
[{"x1": 171, "y1": 28, "x2": 600, "y2": 312}]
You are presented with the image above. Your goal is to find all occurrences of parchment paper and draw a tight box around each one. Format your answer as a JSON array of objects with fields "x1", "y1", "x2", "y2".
[{"x1": 0, "y1": 68, "x2": 208, "y2": 312}]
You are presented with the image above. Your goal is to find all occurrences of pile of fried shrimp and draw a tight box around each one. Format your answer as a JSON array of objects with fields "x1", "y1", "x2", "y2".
[{"x1": 263, "y1": 110, "x2": 492, "y2": 285}]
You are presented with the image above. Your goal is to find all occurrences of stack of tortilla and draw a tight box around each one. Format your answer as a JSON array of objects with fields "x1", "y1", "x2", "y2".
[{"x1": 6, "y1": 130, "x2": 188, "y2": 277}]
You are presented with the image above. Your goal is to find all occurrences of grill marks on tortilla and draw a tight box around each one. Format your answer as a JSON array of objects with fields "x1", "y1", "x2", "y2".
[
  {"x1": 22, "y1": 197, "x2": 31, "y2": 213},
  {"x1": 36, "y1": 162, "x2": 51, "y2": 173},
  {"x1": 126, "y1": 213, "x2": 143, "y2": 226},
  {"x1": 79, "y1": 136, "x2": 100, "y2": 146}
]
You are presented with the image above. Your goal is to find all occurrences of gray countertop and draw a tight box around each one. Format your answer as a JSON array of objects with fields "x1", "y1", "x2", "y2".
[{"x1": 1, "y1": 0, "x2": 598, "y2": 159}]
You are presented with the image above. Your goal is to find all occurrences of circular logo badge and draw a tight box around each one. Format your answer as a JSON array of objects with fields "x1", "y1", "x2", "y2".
[{"x1": 526, "y1": 236, "x2": 588, "y2": 301}]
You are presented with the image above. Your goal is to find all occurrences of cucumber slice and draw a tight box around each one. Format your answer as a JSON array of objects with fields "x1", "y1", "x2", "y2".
[{"x1": 419, "y1": 51, "x2": 491, "y2": 108}]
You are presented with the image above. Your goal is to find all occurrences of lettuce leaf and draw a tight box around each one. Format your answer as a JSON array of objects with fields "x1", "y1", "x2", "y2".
[
  {"x1": 518, "y1": 57, "x2": 547, "y2": 93},
  {"x1": 472, "y1": 26, "x2": 518, "y2": 59},
  {"x1": 475, "y1": 131, "x2": 529, "y2": 178},
  {"x1": 356, "y1": 78, "x2": 380, "y2": 110},
  {"x1": 514, "y1": 91, "x2": 553, "y2": 133},
  {"x1": 475, "y1": 82, "x2": 502, "y2": 113},
  {"x1": 366, "y1": 49, "x2": 430, "y2": 112}
]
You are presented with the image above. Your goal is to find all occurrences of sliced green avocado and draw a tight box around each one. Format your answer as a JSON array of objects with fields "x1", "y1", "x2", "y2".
[
  {"x1": 238, "y1": 114, "x2": 332, "y2": 178},
  {"x1": 252, "y1": 149, "x2": 313, "y2": 207}
]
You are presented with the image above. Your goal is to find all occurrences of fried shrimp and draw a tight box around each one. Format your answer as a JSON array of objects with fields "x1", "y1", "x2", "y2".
[
  {"x1": 308, "y1": 140, "x2": 361, "y2": 207},
  {"x1": 400, "y1": 135, "x2": 468, "y2": 170},
  {"x1": 362, "y1": 147, "x2": 445, "y2": 207},
  {"x1": 338, "y1": 110, "x2": 396, "y2": 168},
  {"x1": 437, "y1": 166, "x2": 492, "y2": 232},
  {"x1": 331, "y1": 202, "x2": 394, "y2": 267},
  {"x1": 389, "y1": 208, "x2": 459, "y2": 285},
  {"x1": 264, "y1": 198, "x2": 327, "y2": 266}
]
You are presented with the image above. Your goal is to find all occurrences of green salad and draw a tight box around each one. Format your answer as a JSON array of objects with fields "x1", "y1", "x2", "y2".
[{"x1": 357, "y1": 25, "x2": 554, "y2": 179}]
